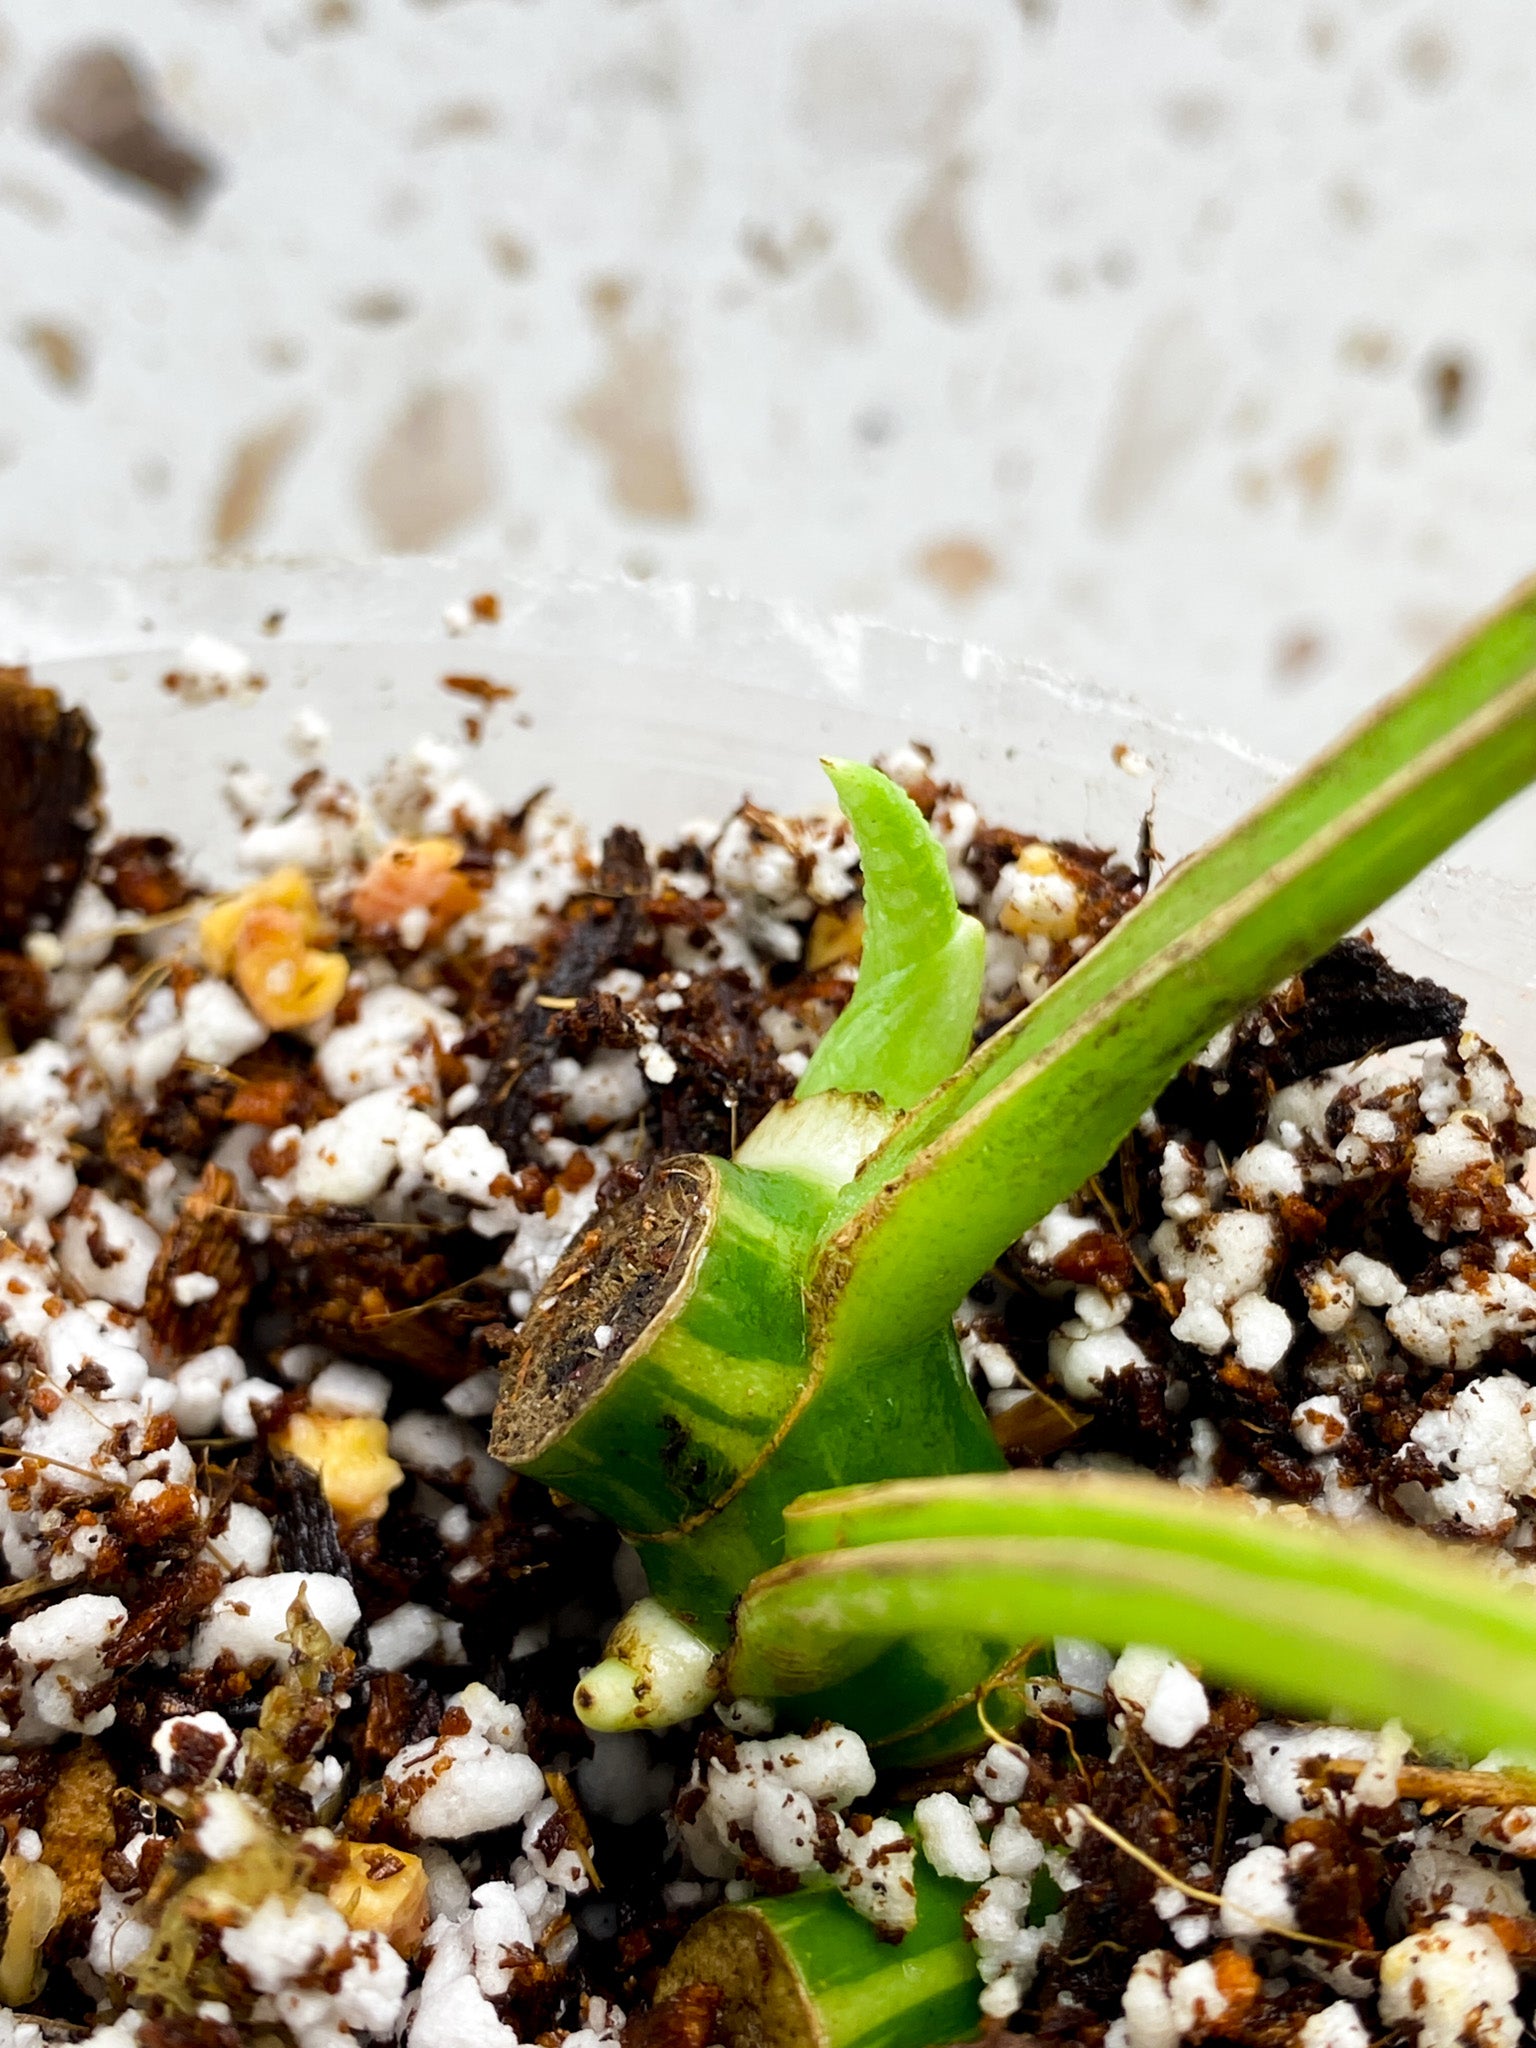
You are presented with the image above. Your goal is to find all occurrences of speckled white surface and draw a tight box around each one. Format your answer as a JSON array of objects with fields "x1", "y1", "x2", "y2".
[{"x1": 2, "y1": 0, "x2": 1535, "y2": 752}]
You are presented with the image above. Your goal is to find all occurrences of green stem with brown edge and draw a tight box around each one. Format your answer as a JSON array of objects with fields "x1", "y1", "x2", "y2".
[
  {"x1": 658, "y1": 1820, "x2": 983, "y2": 2048},
  {"x1": 727, "y1": 1470, "x2": 1536, "y2": 1761}
]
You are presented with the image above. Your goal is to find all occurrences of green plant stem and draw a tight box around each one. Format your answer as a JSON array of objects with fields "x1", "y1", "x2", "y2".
[
  {"x1": 770, "y1": 1630, "x2": 1038, "y2": 1767},
  {"x1": 491, "y1": 1154, "x2": 820, "y2": 1555},
  {"x1": 639, "y1": 1315, "x2": 1000, "y2": 1648},
  {"x1": 819, "y1": 585, "x2": 1536, "y2": 1359},
  {"x1": 797, "y1": 760, "x2": 985, "y2": 1111},
  {"x1": 492, "y1": 580, "x2": 1536, "y2": 1752},
  {"x1": 657, "y1": 1834, "x2": 979, "y2": 2048},
  {"x1": 726, "y1": 1472, "x2": 1536, "y2": 1760},
  {"x1": 492, "y1": 757, "x2": 999, "y2": 1662},
  {"x1": 491, "y1": 1139, "x2": 1000, "y2": 1653}
]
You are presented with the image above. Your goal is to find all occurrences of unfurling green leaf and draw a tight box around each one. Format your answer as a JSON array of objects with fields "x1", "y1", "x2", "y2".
[{"x1": 797, "y1": 760, "x2": 985, "y2": 1112}]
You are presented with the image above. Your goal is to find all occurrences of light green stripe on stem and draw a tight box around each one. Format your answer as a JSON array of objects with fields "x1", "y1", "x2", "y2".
[
  {"x1": 820, "y1": 585, "x2": 1536, "y2": 1357},
  {"x1": 637, "y1": 1318, "x2": 1001, "y2": 1646},
  {"x1": 783, "y1": 1473, "x2": 1536, "y2": 1662},
  {"x1": 728, "y1": 1472, "x2": 1536, "y2": 1759}
]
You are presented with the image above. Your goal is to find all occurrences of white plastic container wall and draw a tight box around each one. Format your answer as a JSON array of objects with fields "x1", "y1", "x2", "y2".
[{"x1": 0, "y1": 561, "x2": 1530, "y2": 1081}]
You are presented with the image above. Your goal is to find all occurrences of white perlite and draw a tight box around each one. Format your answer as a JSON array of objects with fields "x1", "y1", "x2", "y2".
[
  {"x1": 1048, "y1": 1286, "x2": 1150, "y2": 1401},
  {"x1": 1389, "y1": 1845, "x2": 1528, "y2": 1934},
  {"x1": 974, "y1": 1740, "x2": 1030, "y2": 1806},
  {"x1": 220, "y1": 1890, "x2": 409, "y2": 2045},
  {"x1": 171, "y1": 1271, "x2": 220, "y2": 1306},
  {"x1": 1151, "y1": 1210, "x2": 1281, "y2": 1356},
  {"x1": 835, "y1": 1816, "x2": 917, "y2": 1936},
  {"x1": 1054, "y1": 1636, "x2": 1114, "y2": 1716},
  {"x1": 189, "y1": 1573, "x2": 361, "y2": 1671},
  {"x1": 181, "y1": 978, "x2": 267, "y2": 1067},
  {"x1": 150, "y1": 1711, "x2": 238, "y2": 1786},
  {"x1": 1113, "y1": 1948, "x2": 1234, "y2": 2048},
  {"x1": 1218, "y1": 1845, "x2": 1297, "y2": 1938},
  {"x1": 8, "y1": 1593, "x2": 128, "y2": 1738},
  {"x1": 1378, "y1": 1919, "x2": 1520, "y2": 2048},
  {"x1": 1292, "y1": 1395, "x2": 1348, "y2": 1455},
  {"x1": 318, "y1": 984, "x2": 462, "y2": 1104},
  {"x1": 1236, "y1": 1723, "x2": 1378, "y2": 1822},
  {"x1": 1387, "y1": 1267, "x2": 1536, "y2": 1371},
  {"x1": 1297, "y1": 2005, "x2": 1369, "y2": 2048},
  {"x1": 290, "y1": 1087, "x2": 442, "y2": 1208},
  {"x1": 1397, "y1": 1376, "x2": 1536, "y2": 1537},
  {"x1": 1408, "y1": 1117, "x2": 1503, "y2": 1237},
  {"x1": 914, "y1": 1792, "x2": 991, "y2": 1883},
  {"x1": 1337, "y1": 1251, "x2": 1405, "y2": 1308},
  {"x1": 1300, "y1": 1261, "x2": 1354, "y2": 1335},
  {"x1": 384, "y1": 1685, "x2": 544, "y2": 1841},
  {"x1": 1229, "y1": 1291, "x2": 1294, "y2": 1373},
  {"x1": 1108, "y1": 1646, "x2": 1210, "y2": 1748},
  {"x1": 368, "y1": 1603, "x2": 461, "y2": 1672},
  {"x1": 677, "y1": 1723, "x2": 875, "y2": 1879},
  {"x1": 1230, "y1": 1141, "x2": 1304, "y2": 1208},
  {"x1": 55, "y1": 1190, "x2": 160, "y2": 1310},
  {"x1": 965, "y1": 1875, "x2": 1065, "y2": 2019}
]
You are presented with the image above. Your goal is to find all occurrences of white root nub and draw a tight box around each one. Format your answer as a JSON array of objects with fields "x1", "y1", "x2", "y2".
[{"x1": 575, "y1": 1597, "x2": 720, "y2": 1732}]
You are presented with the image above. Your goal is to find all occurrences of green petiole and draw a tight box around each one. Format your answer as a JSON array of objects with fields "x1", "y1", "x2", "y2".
[
  {"x1": 494, "y1": 575, "x2": 1536, "y2": 1681},
  {"x1": 490, "y1": 765, "x2": 1004, "y2": 1683},
  {"x1": 818, "y1": 589, "x2": 1536, "y2": 1358},
  {"x1": 732, "y1": 1472, "x2": 1536, "y2": 1761}
]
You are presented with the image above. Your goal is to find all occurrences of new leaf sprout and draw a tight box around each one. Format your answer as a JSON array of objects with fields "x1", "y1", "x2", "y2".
[{"x1": 796, "y1": 758, "x2": 985, "y2": 1112}]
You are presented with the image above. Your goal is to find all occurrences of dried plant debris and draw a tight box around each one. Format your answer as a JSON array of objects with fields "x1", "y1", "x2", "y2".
[{"x1": 0, "y1": 701, "x2": 1529, "y2": 2048}]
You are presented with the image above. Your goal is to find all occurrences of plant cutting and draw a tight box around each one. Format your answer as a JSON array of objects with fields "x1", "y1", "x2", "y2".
[
  {"x1": 489, "y1": 583, "x2": 1536, "y2": 2044},
  {"x1": 4, "y1": 575, "x2": 1535, "y2": 2048}
]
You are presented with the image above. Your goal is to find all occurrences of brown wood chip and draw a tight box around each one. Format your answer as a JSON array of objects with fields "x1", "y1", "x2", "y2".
[
  {"x1": 143, "y1": 1163, "x2": 254, "y2": 1359},
  {"x1": 40, "y1": 1740, "x2": 118, "y2": 1947}
]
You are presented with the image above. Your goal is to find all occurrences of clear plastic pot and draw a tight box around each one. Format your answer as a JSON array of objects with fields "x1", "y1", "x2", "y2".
[{"x1": 0, "y1": 560, "x2": 1530, "y2": 1078}]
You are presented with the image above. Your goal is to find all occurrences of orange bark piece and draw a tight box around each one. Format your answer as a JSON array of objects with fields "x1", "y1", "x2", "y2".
[
  {"x1": 350, "y1": 837, "x2": 482, "y2": 945},
  {"x1": 233, "y1": 903, "x2": 349, "y2": 1030}
]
